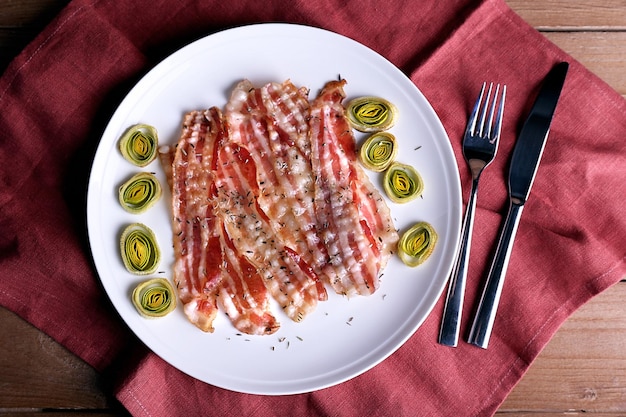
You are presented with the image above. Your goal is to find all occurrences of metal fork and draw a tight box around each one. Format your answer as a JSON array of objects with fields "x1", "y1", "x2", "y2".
[{"x1": 439, "y1": 82, "x2": 506, "y2": 347}]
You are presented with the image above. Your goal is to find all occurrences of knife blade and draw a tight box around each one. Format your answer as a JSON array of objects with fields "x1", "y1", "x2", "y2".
[
  {"x1": 509, "y1": 62, "x2": 569, "y2": 205},
  {"x1": 467, "y1": 61, "x2": 569, "y2": 349}
]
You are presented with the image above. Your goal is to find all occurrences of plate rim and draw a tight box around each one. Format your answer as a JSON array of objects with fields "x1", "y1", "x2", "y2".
[{"x1": 86, "y1": 22, "x2": 462, "y2": 395}]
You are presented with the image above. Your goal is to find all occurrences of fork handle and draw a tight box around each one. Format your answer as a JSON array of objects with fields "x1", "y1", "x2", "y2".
[
  {"x1": 438, "y1": 177, "x2": 479, "y2": 347},
  {"x1": 468, "y1": 200, "x2": 524, "y2": 349}
]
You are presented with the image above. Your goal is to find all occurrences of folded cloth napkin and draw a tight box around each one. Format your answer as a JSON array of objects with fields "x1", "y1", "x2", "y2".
[{"x1": 1, "y1": 0, "x2": 624, "y2": 415}]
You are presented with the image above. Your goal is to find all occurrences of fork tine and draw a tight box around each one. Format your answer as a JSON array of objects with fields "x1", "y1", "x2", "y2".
[
  {"x1": 477, "y1": 82, "x2": 494, "y2": 137},
  {"x1": 491, "y1": 85, "x2": 506, "y2": 141},
  {"x1": 467, "y1": 82, "x2": 487, "y2": 136},
  {"x1": 485, "y1": 84, "x2": 500, "y2": 139}
]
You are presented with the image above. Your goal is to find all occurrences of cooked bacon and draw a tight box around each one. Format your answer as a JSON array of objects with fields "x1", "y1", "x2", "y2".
[
  {"x1": 169, "y1": 109, "x2": 223, "y2": 332},
  {"x1": 225, "y1": 80, "x2": 329, "y2": 300},
  {"x1": 214, "y1": 140, "x2": 322, "y2": 323},
  {"x1": 309, "y1": 80, "x2": 399, "y2": 296},
  {"x1": 217, "y1": 222, "x2": 279, "y2": 335},
  {"x1": 162, "y1": 78, "x2": 399, "y2": 333},
  {"x1": 353, "y1": 171, "x2": 398, "y2": 261},
  {"x1": 168, "y1": 108, "x2": 278, "y2": 334}
]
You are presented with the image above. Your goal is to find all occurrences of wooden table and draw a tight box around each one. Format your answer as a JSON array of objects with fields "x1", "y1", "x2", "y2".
[{"x1": 1, "y1": 1, "x2": 624, "y2": 415}]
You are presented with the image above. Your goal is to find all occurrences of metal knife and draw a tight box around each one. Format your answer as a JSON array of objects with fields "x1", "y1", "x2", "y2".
[{"x1": 467, "y1": 61, "x2": 569, "y2": 349}]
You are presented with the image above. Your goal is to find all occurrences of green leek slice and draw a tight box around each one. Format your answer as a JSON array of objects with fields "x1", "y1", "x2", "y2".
[
  {"x1": 383, "y1": 162, "x2": 424, "y2": 203},
  {"x1": 119, "y1": 124, "x2": 158, "y2": 167},
  {"x1": 398, "y1": 222, "x2": 438, "y2": 267},
  {"x1": 118, "y1": 172, "x2": 162, "y2": 214},
  {"x1": 120, "y1": 223, "x2": 160, "y2": 275},
  {"x1": 132, "y1": 278, "x2": 176, "y2": 318},
  {"x1": 346, "y1": 96, "x2": 397, "y2": 132},
  {"x1": 359, "y1": 132, "x2": 397, "y2": 172}
]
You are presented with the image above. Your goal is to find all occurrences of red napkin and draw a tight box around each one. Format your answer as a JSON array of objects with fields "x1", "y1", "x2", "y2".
[{"x1": 1, "y1": 0, "x2": 624, "y2": 415}]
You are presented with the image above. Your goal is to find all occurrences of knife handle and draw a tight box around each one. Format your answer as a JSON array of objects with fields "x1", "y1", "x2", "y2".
[{"x1": 468, "y1": 200, "x2": 524, "y2": 349}]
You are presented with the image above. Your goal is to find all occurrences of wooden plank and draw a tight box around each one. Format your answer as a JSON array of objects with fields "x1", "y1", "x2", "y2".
[
  {"x1": 2, "y1": 283, "x2": 625, "y2": 415},
  {"x1": 497, "y1": 414, "x2": 626, "y2": 417},
  {"x1": 496, "y1": 414, "x2": 626, "y2": 417},
  {"x1": 543, "y1": 32, "x2": 626, "y2": 96},
  {"x1": 0, "y1": 0, "x2": 69, "y2": 74},
  {"x1": 507, "y1": 0, "x2": 626, "y2": 97},
  {"x1": 0, "y1": 308, "x2": 115, "y2": 411},
  {"x1": 506, "y1": 0, "x2": 626, "y2": 29},
  {"x1": 0, "y1": 0, "x2": 68, "y2": 26},
  {"x1": 0, "y1": 0, "x2": 624, "y2": 416},
  {"x1": 2, "y1": 0, "x2": 624, "y2": 30},
  {"x1": 499, "y1": 282, "x2": 626, "y2": 413},
  {"x1": 0, "y1": 409, "x2": 123, "y2": 417}
]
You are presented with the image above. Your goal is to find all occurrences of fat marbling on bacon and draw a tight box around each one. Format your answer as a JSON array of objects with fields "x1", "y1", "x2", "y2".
[
  {"x1": 161, "y1": 108, "x2": 279, "y2": 335},
  {"x1": 309, "y1": 80, "x2": 398, "y2": 296},
  {"x1": 160, "y1": 79, "x2": 399, "y2": 335}
]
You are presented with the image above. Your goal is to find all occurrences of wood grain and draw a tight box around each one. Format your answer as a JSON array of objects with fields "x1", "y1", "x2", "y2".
[
  {"x1": 0, "y1": 0, "x2": 69, "y2": 74},
  {"x1": 506, "y1": 0, "x2": 626, "y2": 29},
  {"x1": 0, "y1": 0, "x2": 66, "y2": 25},
  {"x1": 0, "y1": 308, "x2": 128, "y2": 415},
  {"x1": 0, "y1": 0, "x2": 624, "y2": 416},
  {"x1": 545, "y1": 32, "x2": 626, "y2": 96},
  {"x1": 501, "y1": 283, "x2": 626, "y2": 414}
]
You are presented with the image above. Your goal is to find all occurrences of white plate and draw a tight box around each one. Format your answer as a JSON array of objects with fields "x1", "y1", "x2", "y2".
[{"x1": 87, "y1": 23, "x2": 461, "y2": 395}]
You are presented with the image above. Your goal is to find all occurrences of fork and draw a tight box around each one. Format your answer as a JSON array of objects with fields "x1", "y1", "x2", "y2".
[{"x1": 438, "y1": 82, "x2": 506, "y2": 347}]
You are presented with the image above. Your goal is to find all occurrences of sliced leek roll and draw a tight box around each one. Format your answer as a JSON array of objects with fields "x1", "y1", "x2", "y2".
[
  {"x1": 359, "y1": 132, "x2": 397, "y2": 172},
  {"x1": 346, "y1": 96, "x2": 397, "y2": 132},
  {"x1": 120, "y1": 223, "x2": 160, "y2": 275},
  {"x1": 118, "y1": 172, "x2": 162, "y2": 214},
  {"x1": 132, "y1": 278, "x2": 176, "y2": 318},
  {"x1": 383, "y1": 162, "x2": 424, "y2": 203},
  {"x1": 398, "y1": 222, "x2": 438, "y2": 267},
  {"x1": 119, "y1": 124, "x2": 158, "y2": 167}
]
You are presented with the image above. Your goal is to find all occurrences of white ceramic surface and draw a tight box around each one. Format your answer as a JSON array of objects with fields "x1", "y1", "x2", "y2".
[{"x1": 87, "y1": 23, "x2": 462, "y2": 395}]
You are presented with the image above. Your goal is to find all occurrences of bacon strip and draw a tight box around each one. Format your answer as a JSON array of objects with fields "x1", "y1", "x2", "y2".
[
  {"x1": 167, "y1": 108, "x2": 278, "y2": 334},
  {"x1": 214, "y1": 139, "x2": 321, "y2": 323},
  {"x1": 225, "y1": 80, "x2": 330, "y2": 300},
  {"x1": 217, "y1": 222, "x2": 279, "y2": 335},
  {"x1": 169, "y1": 109, "x2": 223, "y2": 332},
  {"x1": 309, "y1": 80, "x2": 399, "y2": 296},
  {"x1": 162, "y1": 78, "x2": 398, "y2": 333}
]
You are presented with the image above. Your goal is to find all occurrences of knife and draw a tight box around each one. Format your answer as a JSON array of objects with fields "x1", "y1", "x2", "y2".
[{"x1": 467, "y1": 61, "x2": 569, "y2": 349}]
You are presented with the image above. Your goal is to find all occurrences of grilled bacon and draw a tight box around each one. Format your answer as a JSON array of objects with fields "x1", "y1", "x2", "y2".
[
  {"x1": 163, "y1": 108, "x2": 278, "y2": 335},
  {"x1": 161, "y1": 79, "x2": 399, "y2": 334},
  {"x1": 310, "y1": 80, "x2": 398, "y2": 296}
]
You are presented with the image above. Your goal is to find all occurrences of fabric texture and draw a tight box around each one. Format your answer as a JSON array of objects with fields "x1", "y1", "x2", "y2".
[{"x1": 0, "y1": 0, "x2": 624, "y2": 415}]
